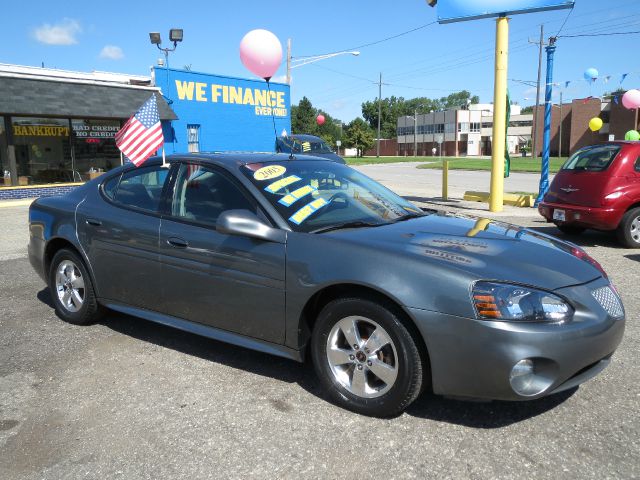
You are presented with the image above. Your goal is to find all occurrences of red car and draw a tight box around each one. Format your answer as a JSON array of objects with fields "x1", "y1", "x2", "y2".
[{"x1": 539, "y1": 141, "x2": 640, "y2": 248}]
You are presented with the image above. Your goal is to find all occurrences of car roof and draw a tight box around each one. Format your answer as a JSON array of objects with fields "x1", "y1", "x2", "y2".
[{"x1": 122, "y1": 152, "x2": 333, "y2": 171}]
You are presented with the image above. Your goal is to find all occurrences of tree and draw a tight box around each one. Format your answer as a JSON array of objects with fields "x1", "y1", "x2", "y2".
[
  {"x1": 291, "y1": 97, "x2": 316, "y2": 135},
  {"x1": 290, "y1": 96, "x2": 343, "y2": 146},
  {"x1": 343, "y1": 118, "x2": 375, "y2": 157},
  {"x1": 520, "y1": 105, "x2": 534, "y2": 114},
  {"x1": 361, "y1": 91, "x2": 480, "y2": 138}
]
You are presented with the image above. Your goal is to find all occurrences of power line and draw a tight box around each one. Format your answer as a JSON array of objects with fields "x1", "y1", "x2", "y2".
[
  {"x1": 297, "y1": 21, "x2": 437, "y2": 58},
  {"x1": 555, "y1": 6, "x2": 574, "y2": 37},
  {"x1": 560, "y1": 30, "x2": 640, "y2": 38}
]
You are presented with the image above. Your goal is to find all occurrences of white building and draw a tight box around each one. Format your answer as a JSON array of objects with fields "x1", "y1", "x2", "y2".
[{"x1": 397, "y1": 103, "x2": 532, "y2": 157}]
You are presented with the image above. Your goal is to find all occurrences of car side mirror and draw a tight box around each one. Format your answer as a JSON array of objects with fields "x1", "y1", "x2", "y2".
[{"x1": 216, "y1": 210, "x2": 286, "y2": 243}]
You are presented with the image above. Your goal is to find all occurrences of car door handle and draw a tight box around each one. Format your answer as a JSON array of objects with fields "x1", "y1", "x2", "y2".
[
  {"x1": 167, "y1": 237, "x2": 189, "y2": 248},
  {"x1": 85, "y1": 218, "x2": 102, "y2": 226}
]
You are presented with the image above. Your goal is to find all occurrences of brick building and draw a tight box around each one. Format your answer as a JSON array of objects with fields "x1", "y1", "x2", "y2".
[{"x1": 532, "y1": 97, "x2": 639, "y2": 157}]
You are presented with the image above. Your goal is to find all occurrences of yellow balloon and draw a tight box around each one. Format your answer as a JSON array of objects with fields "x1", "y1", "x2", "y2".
[{"x1": 589, "y1": 117, "x2": 603, "y2": 132}]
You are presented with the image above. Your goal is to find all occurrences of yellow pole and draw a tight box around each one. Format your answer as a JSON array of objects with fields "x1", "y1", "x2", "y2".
[
  {"x1": 442, "y1": 158, "x2": 448, "y2": 200},
  {"x1": 489, "y1": 16, "x2": 509, "y2": 212}
]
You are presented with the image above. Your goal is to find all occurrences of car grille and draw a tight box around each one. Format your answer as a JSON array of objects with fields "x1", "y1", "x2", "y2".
[{"x1": 591, "y1": 286, "x2": 624, "y2": 319}]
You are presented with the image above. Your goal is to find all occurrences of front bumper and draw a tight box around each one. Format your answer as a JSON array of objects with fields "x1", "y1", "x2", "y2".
[
  {"x1": 538, "y1": 201, "x2": 622, "y2": 231},
  {"x1": 408, "y1": 278, "x2": 625, "y2": 401}
]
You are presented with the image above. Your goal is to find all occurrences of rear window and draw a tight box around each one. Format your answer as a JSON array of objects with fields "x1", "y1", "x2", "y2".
[{"x1": 561, "y1": 145, "x2": 621, "y2": 172}]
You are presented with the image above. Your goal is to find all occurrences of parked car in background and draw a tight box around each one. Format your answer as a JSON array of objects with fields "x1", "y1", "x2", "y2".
[
  {"x1": 29, "y1": 153, "x2": 624, "y2": 417},
  {"x1": 538, "y1": 142, "x2": 640, "y2": 248},
  {"x1": 276, "y1": 134, "x2": 346, "y2": 164}
]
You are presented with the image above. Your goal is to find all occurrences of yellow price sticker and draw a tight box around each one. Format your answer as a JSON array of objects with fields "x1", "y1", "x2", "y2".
[
  {"x1": 264, "y1": 175, "x2": 301, "y2": 194},
  {"x1": 289, "y1": 198, "x2": 328, "y2": 225},
  {"x1": 279, "y1": 184, "x2": 316, "y2": 207},
  {"x1": 254, "y1": 165, "x2": 286, "y2": 181}
]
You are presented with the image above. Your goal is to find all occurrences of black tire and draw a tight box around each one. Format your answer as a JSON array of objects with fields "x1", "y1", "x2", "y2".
[
  {"x1": 616, "y1": 207, "x2": 640, "y2": 248},
  {"x1": 555, "y1": 224, "x2": 586, "y2": 235},
  {"x1": 311, "y1": 297, "x2": 424, "y2": 417},
  {"x1": 49, "y1": 248, "x2": 104, "y2": 325}
]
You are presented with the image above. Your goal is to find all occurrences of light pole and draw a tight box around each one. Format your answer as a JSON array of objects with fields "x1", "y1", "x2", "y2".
[
  {"x1": 286, "y1": 41, "x2": 359, "y2": 84},
  {"x1": 149, "y1": 29, "x2": 184, "y2": 98},
  {"x1": 412, "y1": 104, "x2": 426, "y2": 157}
]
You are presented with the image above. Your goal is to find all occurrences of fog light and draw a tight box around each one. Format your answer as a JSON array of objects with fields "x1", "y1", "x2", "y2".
[
  {"x1": 509, "y1": 358, "x2": 554, "y2": 397},
  {"x1": 574, "y1": 213, "x2": 581, "y2": 220}
]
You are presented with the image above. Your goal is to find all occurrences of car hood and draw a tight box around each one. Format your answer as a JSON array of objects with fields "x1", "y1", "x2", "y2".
[{"x1": 326, "y1": 212, "x2": 602, "y2": 290}]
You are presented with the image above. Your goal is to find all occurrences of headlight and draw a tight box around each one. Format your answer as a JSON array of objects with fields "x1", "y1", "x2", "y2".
[{"x1": 472, "y1": 281, "x2": 573, "y2": 323}]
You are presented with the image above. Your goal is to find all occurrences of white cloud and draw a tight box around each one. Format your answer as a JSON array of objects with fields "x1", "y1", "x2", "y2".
[
  {"x1": 33, "y1": 18, "x2": 81, "y2": 45},
  {"x1": 270, "y1": 74, "x2": 287, "y2": 84},
  {"x1": 100, "y1": 45, "x2": 124, "y2": 60}
]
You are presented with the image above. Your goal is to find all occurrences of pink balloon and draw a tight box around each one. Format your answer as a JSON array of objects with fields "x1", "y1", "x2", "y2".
[
  {"x1": 239, "y1": 29, "x2": 282, "y2": 80},
  {"x1": 316, "y1": 114, "x2": 325, "y2": 126},
  {"x1": 622, "y1": 89, "x2": 640, "y2": 110}
]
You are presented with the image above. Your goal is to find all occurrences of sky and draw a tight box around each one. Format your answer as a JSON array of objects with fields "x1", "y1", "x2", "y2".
[{"x1": 1, "y1": 0, "x2": 639, "y2": 122}]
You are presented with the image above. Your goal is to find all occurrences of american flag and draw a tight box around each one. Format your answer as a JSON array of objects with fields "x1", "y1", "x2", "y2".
[{"x1": 115, "y1": 95, "x2": 164, "y2": 166}]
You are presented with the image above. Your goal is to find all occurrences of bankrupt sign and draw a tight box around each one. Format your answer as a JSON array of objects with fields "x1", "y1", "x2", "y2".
[
  {"x1": 175, "y1": 80, "x2": 288, "y2": 117},
  {"x1": 13, "y1": 125, "x2": 70, "y2": 137}
]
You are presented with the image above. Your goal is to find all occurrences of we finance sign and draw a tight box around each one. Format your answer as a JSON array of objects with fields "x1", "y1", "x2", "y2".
[{"x1": 173, "y1": 77, "x2": 288, "y2": 117}]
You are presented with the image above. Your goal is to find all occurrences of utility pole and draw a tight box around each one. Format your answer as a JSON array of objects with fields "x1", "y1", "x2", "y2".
[
  {"x1": 558, "y1": 90, "x2": 563, "y2": 159},
  {"x1": 535, "y1": 36, "x2": 557, "y2": 206},
  {"x1": 528, "y1": 25, "x2": 545, "y2": 160},
  {"x1": 414, "y1": 109, "x2": 418, "y2": 157},
  {"x1": 377, "y1": 72, "x2": 382, "y2": 157},
  {"x1": 286, "y1": 39, "x2": 292, "y2": 84}
]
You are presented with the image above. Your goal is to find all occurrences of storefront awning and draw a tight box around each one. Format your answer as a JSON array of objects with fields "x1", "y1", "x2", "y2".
[{"x1": 0, "y1": 76, "x2": 177, "y2": 120}]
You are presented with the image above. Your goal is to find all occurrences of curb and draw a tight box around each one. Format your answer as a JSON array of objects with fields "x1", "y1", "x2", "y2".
[{"x1": 0, "y1": 198, "x2": 35, "y2": 208}]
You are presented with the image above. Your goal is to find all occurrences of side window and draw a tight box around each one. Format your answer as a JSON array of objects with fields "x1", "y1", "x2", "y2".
[
  {"x1": 112, "y1": 166, "x2": 168, "y2": 212},
  {"x1": 171, "y1": 163, "x2": 256, "y2": 226}
]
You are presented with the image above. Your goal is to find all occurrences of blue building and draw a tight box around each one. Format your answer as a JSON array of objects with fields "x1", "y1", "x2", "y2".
[{"x1": 153, "y1": 67, "x2": 291, "y2": 154}]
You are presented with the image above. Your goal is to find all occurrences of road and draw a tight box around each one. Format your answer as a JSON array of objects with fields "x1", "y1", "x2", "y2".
[
  {"x1": 0, "y1": 164, "x2": 638, "y2": 479},
  {"x1": 354, "y1": 162, "x2": 553, "y2": 200}
]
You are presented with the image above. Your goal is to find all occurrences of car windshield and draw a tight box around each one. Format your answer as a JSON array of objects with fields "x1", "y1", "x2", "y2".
[
  {"x1": 242, "y1": 160, "x2": 425, "y2": 233},
  {"x1": 277, "y1": 137, "x2": 333, "y2": 154},
  {"x1": 561, "y1": 145, "x2": 621, "y2": 172}
]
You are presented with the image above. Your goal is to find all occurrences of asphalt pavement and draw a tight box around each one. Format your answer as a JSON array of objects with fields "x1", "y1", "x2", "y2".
[{"x1": 1, "y1": 163, "x2": 638, "y2": 479}]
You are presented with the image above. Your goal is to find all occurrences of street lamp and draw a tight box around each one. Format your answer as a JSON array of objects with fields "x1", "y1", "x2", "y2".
[
  {"x1": 286, "y1": 41, "x2": 359, "y2": 84},
  {"x1": 149, "y1": 28, "x2": 183, "y2": 101},
  {"x1": 412, "y1": 104, "x2": 426, "y2": 157}
]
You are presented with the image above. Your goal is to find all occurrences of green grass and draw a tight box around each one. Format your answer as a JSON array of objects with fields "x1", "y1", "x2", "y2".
[
  {"x1": 345, "y1": 156, "x2": 436, "y2": 166},
  {"x1": 345, "y1": 156, "x2": 567, "y2": 173},
  {"x1": 415, "y1": 157, "x2": 566, "y2": 174}
]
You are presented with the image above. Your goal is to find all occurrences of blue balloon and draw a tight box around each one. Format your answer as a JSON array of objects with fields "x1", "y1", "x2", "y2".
[{"x1": 584, "y1": 67, "x2": 599, "y2": 82}]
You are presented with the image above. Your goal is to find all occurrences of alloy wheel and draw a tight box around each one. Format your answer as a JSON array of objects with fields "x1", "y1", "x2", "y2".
[
  {"x1": 326, "y1": 316, "x2": 398, "y2": 398},
  {"x1": 55, "y1": 260, "x2": 85, "y2": 313}
]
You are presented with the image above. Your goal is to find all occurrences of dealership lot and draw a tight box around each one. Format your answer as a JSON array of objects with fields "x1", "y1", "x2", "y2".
[{"x1": 1, "y1": 168, "x2": 639, "y2": 479}]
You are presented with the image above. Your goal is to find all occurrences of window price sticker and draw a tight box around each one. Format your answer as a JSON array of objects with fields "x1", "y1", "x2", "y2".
[{"x1": 289, "y1": 198, "x2": 329, "y2": 225}]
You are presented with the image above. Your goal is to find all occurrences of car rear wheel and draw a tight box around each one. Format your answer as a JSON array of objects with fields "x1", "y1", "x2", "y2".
[
  {"x1": 555, "y1": 224, "x2": 586, "y2": 236},
  {"x1": 311, "y1": 297, "x2": 424, "y2": 417},
  {"x1": 49, "y1": 248, "x2": 103, "y2": 325},
  {"x1": 617, "y1": 207, "x2": 640, "y2": 248}
]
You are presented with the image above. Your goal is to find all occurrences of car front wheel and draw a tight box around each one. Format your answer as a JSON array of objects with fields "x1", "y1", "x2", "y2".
[
  {"x1": 49, "y1": 248, "x2": 103, "y2": 325},
  {"x1": 311, "y1": 297, "x2": 424, "y2": 417},
  {"x1": 617, "y1": 207, "x2": 640, "y2": 248}
]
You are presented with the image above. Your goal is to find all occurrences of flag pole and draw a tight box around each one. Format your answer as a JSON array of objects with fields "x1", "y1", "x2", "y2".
[{"x1": 162, "y1": 146, "x2": 167, "y2": 167}]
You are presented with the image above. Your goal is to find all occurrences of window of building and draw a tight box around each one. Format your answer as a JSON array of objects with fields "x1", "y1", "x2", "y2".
[
  {"x1": 187, "y1": 124, "x2": 201, "y2": 153},
  {"x1": 458, "y1": 122, "x2": 469, "y2": 133},
  {"x1": 434, "y1": 124, "x2": 444, "y2": 134},
  {"x1": 11, "y1": 117, "x2": 73, "y2": 184},
  {"x1": 445, "y1": 123, "x2": 455, "y2": 134},
  {"x1": 0, "y1": 121, "x2": 7, "y2": 182},
  {"x1": 72, "y1": 119, "x2": 121, "y2": 180},
  {"x1": 470, "y1": 122, "x2": 481, "y2": 133},
  {"x1": 481, "y1": 122, "x2": 492, "y2": 129},
  {"x1": 171, "y1": 163, "x2": 256, "y2": 226}
]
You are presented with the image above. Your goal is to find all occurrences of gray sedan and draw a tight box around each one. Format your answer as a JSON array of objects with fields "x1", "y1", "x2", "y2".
[{"x1": 28, "y1": 153, "x2": 625, "y2": 417}]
